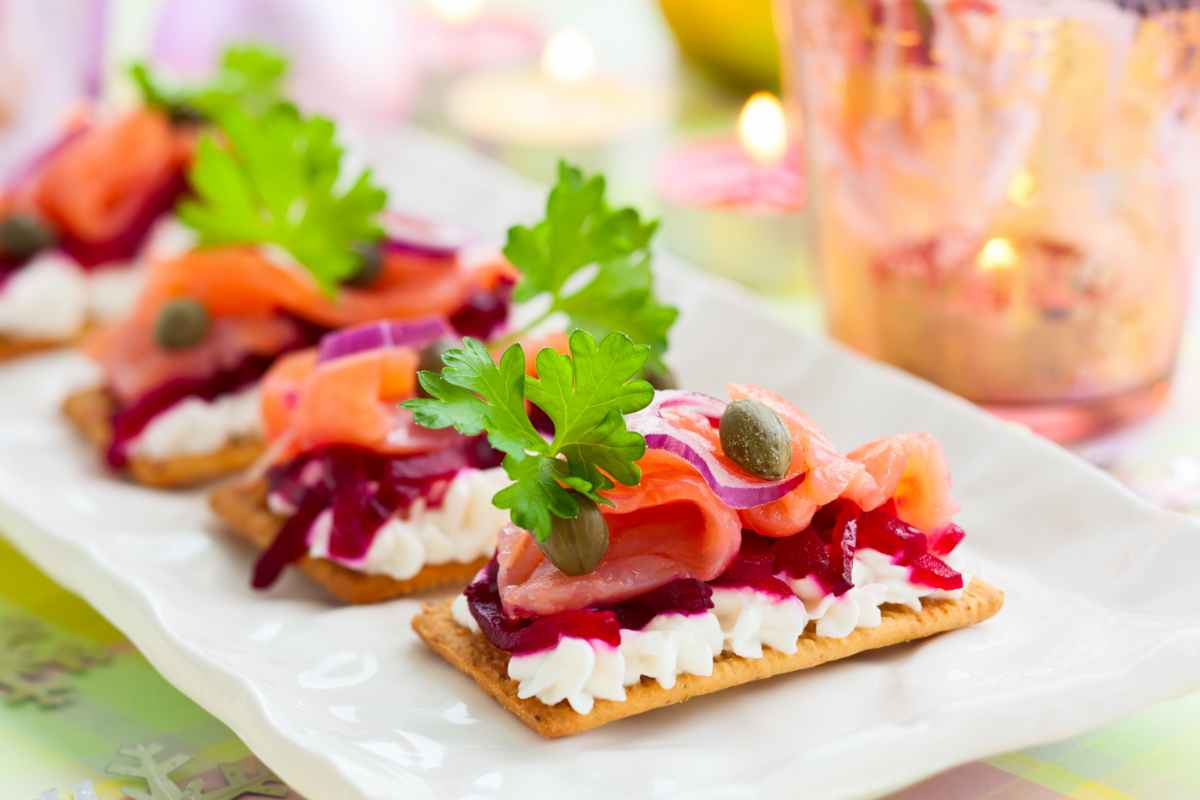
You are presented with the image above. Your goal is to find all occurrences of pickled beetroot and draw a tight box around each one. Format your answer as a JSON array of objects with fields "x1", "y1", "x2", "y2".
[
  {"x1": 908, "y1": 553, "x2": 964, "y2": 591},
  {"x1": 928, "y1": 523, "x2": 965, "y2": 557},
  {"x1": 466, "y1": 559, "x2": 715, "y2": 655},
  {"x1": 710, "y1": 534, "x2": 793, "y2": 598},
  {"x1": 448, "y1": 277, "x2": 513, "y2": 340},
  {"x1": 252, "y1": 438, "x2": 503, "y2": 590},
  {"x1": 856, "y1": 501, "x2": 928, "y2": 561}
]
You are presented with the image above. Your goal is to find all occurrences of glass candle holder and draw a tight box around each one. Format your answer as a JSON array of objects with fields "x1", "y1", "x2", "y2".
[{"x1": 777, "y1": 0, "x2": 1200, "y2": 441}]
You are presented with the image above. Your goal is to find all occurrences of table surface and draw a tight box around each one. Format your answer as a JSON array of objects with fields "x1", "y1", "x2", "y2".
[{"x1": 8, "y1": 1, "x2": 1200, "y2": 798}]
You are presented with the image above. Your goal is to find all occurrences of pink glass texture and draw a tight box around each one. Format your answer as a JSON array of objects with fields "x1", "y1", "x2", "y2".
[{"x1": 778, "y1": 0, "x2": 1200, "y2": 440}]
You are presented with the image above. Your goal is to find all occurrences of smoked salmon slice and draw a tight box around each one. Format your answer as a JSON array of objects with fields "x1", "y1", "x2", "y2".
[
  {"x1": 497, "y1": 449, "x2": 742, "y2": 617},
  {"x1": 87, "y1": 245, "x2": 513, "y2": 405},
  {"x1": 260, "y1": 346, "x2": 460, "y2": 460}
]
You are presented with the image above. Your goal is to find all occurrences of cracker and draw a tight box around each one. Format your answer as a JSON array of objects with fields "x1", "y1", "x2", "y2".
[
  {"x1": 61, "y1": 385, "x2": 263, "y2": 488},
  {"x1": 209, "y1": 478, "x2": 489, "y2": 603},
  {"x1": 0, "y1": 334, "x2": 71, "y2": 361},
  {"x1": 412, "y1": 580, "x2": 1005, "y2": 738}
]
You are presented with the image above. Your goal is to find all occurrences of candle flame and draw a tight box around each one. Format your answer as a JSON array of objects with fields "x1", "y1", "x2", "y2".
[
  {"x1": 542, "y1": 29, "x2": 596, "y2": 84},
  {"x1": 978, "y1": 238, "x2": 1018, "y2": 272},
  {"x1": 1008, "y1": 169, "x2": 1036, "y2": 207},
  {"x1": 737, "y1": 92, "x2": 788, "y2": 166},
  {"x1": 429, "y1": 0, "x2": 484, "y2": 24}
]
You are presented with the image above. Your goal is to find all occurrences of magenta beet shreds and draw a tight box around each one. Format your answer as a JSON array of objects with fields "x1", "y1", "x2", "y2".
[{"x1": 252, "y1": 438, "x2": 504, "y2": 589}]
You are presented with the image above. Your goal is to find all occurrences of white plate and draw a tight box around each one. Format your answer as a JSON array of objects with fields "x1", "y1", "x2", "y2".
[{"x1": 3, "y1": 130, "x2": 1200, "y2": 800}]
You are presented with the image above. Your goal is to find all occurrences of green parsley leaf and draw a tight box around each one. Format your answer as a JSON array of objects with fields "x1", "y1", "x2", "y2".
[
  {"x1": 130, "y1": 44, "x2": 288, "y2": 121},
  {"x1": 402, "y1": 329, "x2": 653, "y2": 541},
  {"x1": 501, "y1": 161, "x2": 677, "y2": 369},
  {"x1": 177, "y1": 103, "x2": 388, "y2": 294}
]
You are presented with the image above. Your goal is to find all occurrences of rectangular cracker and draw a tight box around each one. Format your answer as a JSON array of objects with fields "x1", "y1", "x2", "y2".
[
  {"x1": 61, "y1": 385, "x2": 263, "y2": 488},
  {"x1": 412, "y1": 580, "x2": 1005, "y2": 738},
  {"x1": 0, "y1": 334, "x2": 71, "y2": 361},
  {"x1": 209, "y1": 478, "x2": 489, "y2": 603}
]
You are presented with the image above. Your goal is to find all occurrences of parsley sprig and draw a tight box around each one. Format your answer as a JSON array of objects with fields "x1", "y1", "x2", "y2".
[
  {"x1": 178, "y1": 103, "x2": 387, "y2": 294},
  {"x1": 130, "y1": 45, "x2": 288, "y2": 122},
  {"x1": 404, "y1": 329, "x2": 653, "y2": 541},
  {"x1": 499, "y1": 162, "x2": 678, "y2": 370}
]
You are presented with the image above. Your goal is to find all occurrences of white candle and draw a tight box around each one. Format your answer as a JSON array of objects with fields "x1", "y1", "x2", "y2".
[{"x1": 445, "y1": 28, "x2": 666, "y2": 149}]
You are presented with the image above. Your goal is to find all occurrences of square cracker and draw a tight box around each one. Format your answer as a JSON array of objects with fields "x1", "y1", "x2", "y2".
[
  {"x1": 61, "y1": 384, "x2": 263, "y2": 488},
  {"x1": 412, "y1": 580, "x2": 1005, "y2": 738},
  {"x1": 209, "y1": 478, "x2": 489, "y2": 604}
]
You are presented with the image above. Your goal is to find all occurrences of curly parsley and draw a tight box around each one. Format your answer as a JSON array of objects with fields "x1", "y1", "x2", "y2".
[{"x1": 403, "y1": 329, "x2": 653, "y2": 541}]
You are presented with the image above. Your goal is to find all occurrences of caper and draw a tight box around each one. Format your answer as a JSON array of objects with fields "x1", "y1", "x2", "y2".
[
  {"x1": 345, "y1": 241, "x2": 384, "y2": 288},
  {"x1": 643, "y1": 364, "x2": 678, "y2": 391},
  {"x1": 167, "y1": 103, "x2": 206, "y2": 126},
  {"x1": 719, "y1": 398, "x2": 792, "y2": 480},
  {"x1": 0, "y1": 214, "x2": 57, "y2": 261},
  {"x1": 537, "y1": 494, "x2": 610, "y2": 576},
  {"x1": 416, "y1": 335, "x2": 461, "y2": 375},
  {"x1": 154, "y1": 298, "x2": 211, "y2": 351}
]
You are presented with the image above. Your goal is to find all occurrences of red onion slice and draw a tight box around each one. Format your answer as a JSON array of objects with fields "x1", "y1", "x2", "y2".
[
  {"x1": 381, "y1": 212, "x2": 469, "y2": 259},
  {"x1": 628, "y1": 390, "x2": 804, "y2": 509},
  {"x1": 317, "y1": 318, "x2": 452, "y2": 363}
]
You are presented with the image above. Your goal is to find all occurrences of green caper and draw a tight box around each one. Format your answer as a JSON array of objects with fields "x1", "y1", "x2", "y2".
[
  {"x1": 154, "y1": 298, "x2": 211, "y2": 351},
  {"x1": 719, "y1": 398, "x2": 792, "y2": 480},
  {"x1": 415, "y1": 336, "x2": 462, "y2": 396},
  {"x1": 0, "y1": 214, "x2": 57, "y2": 261},
  {"x1": 537, "y1": 494, "x2": 610, "y2": 576},
  {"x1": 643, "y1": 364, "x2": 678, "y2": 391},
  {"x1": 167, "y1": 103, "x2": 206, "y2": 126},
  {"x1": 345, "y1": 242, "x2": 384, "y2": 288}
]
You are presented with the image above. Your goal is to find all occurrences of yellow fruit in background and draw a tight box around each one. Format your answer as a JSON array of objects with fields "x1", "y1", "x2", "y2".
[{"x1": 657, "y1": 0, "x2": 780, "y2": 90}]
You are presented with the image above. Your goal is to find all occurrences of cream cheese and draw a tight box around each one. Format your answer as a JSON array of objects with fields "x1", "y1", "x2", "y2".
[
  {"x1": 128, "y1": 386, "x2": 262, "y2": 459},
  {"x1": 307, "y1": 468, "x2": 510, "y2": 581},
  {"x1": 455, "y1": 546, "x2": 973, "y2": 715}
]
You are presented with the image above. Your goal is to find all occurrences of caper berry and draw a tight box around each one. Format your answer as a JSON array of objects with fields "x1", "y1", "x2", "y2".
[
  {"x1": 416, "y1": 337, "x2": 462, "y2": 397},
  {"x1": 0, "y1": 214, "x2": 57, "y2": 261},
  {"x1": 167, "y1": 103, "x2": 206, "y2": 126},
  {"x1": 155, "y1": 298, "x2": 211, "y2": 351},
  {"x1": 643, "y1": 364, "x2": 678, "y2": 391},
  {"x1": 345, "y1": 242, "x2": 384, "y2": 288},
  {"x1": 537, "y1": 494, "x2": 610, "y2": 576},
  {"x1": 718, "y1": 398, "x2": 792, "y2": 480}
]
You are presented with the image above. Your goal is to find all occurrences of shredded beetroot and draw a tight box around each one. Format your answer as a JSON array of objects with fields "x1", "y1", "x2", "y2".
[
  {"x1": 753, "y1": 499, "x2": 963, "y2": 595},
  {"x1": 856, "y1": 501, "x2": 927, "y2": 561},
  {"x1": 466, "y1": 559, "x2": 715, "y2": 655},
  {"x1": 448, "y1": 276, "x2": 513, "y2": 340},
  {"x1": 710, "y1": 534, "x2": 794, "y2": 598},
  {"x1": 909, "y1": 553, "x2": 964, "y2": 591},
  {"x1": 252, "y1": 438, "x2": 503, "y2": 590},
  {"x1": 928, "y1": 523, "x2": 965, "y2": 557}
]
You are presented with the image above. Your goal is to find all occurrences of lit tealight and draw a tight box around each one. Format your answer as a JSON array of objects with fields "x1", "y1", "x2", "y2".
[
  {"x1": 429, "y1": 0, "x2": 485, "y2": 24},
  {"x1": 1008, "y1": 169, "x2": 1036, "y2": 207},
  {"x1": 737, "y1": 92, "x2": 788, "y2": 166},
  {"x1": 541, "y1": 28, "x2": 596, "y2": 84},
  {"x1": 977, "y1": 237, "x2": 1018, "y2": 272}
]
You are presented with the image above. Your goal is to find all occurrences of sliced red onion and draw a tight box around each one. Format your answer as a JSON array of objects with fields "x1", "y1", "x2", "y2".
[
  {"x1": 381, "y1": 212, "x2": 469, "y2": 259},
  {"x1": 317, "y1": 318, "x2": 452, "y2": 363},
  {"x1": 628, "y1": 390, "x2": 804, "y2": 508}
]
